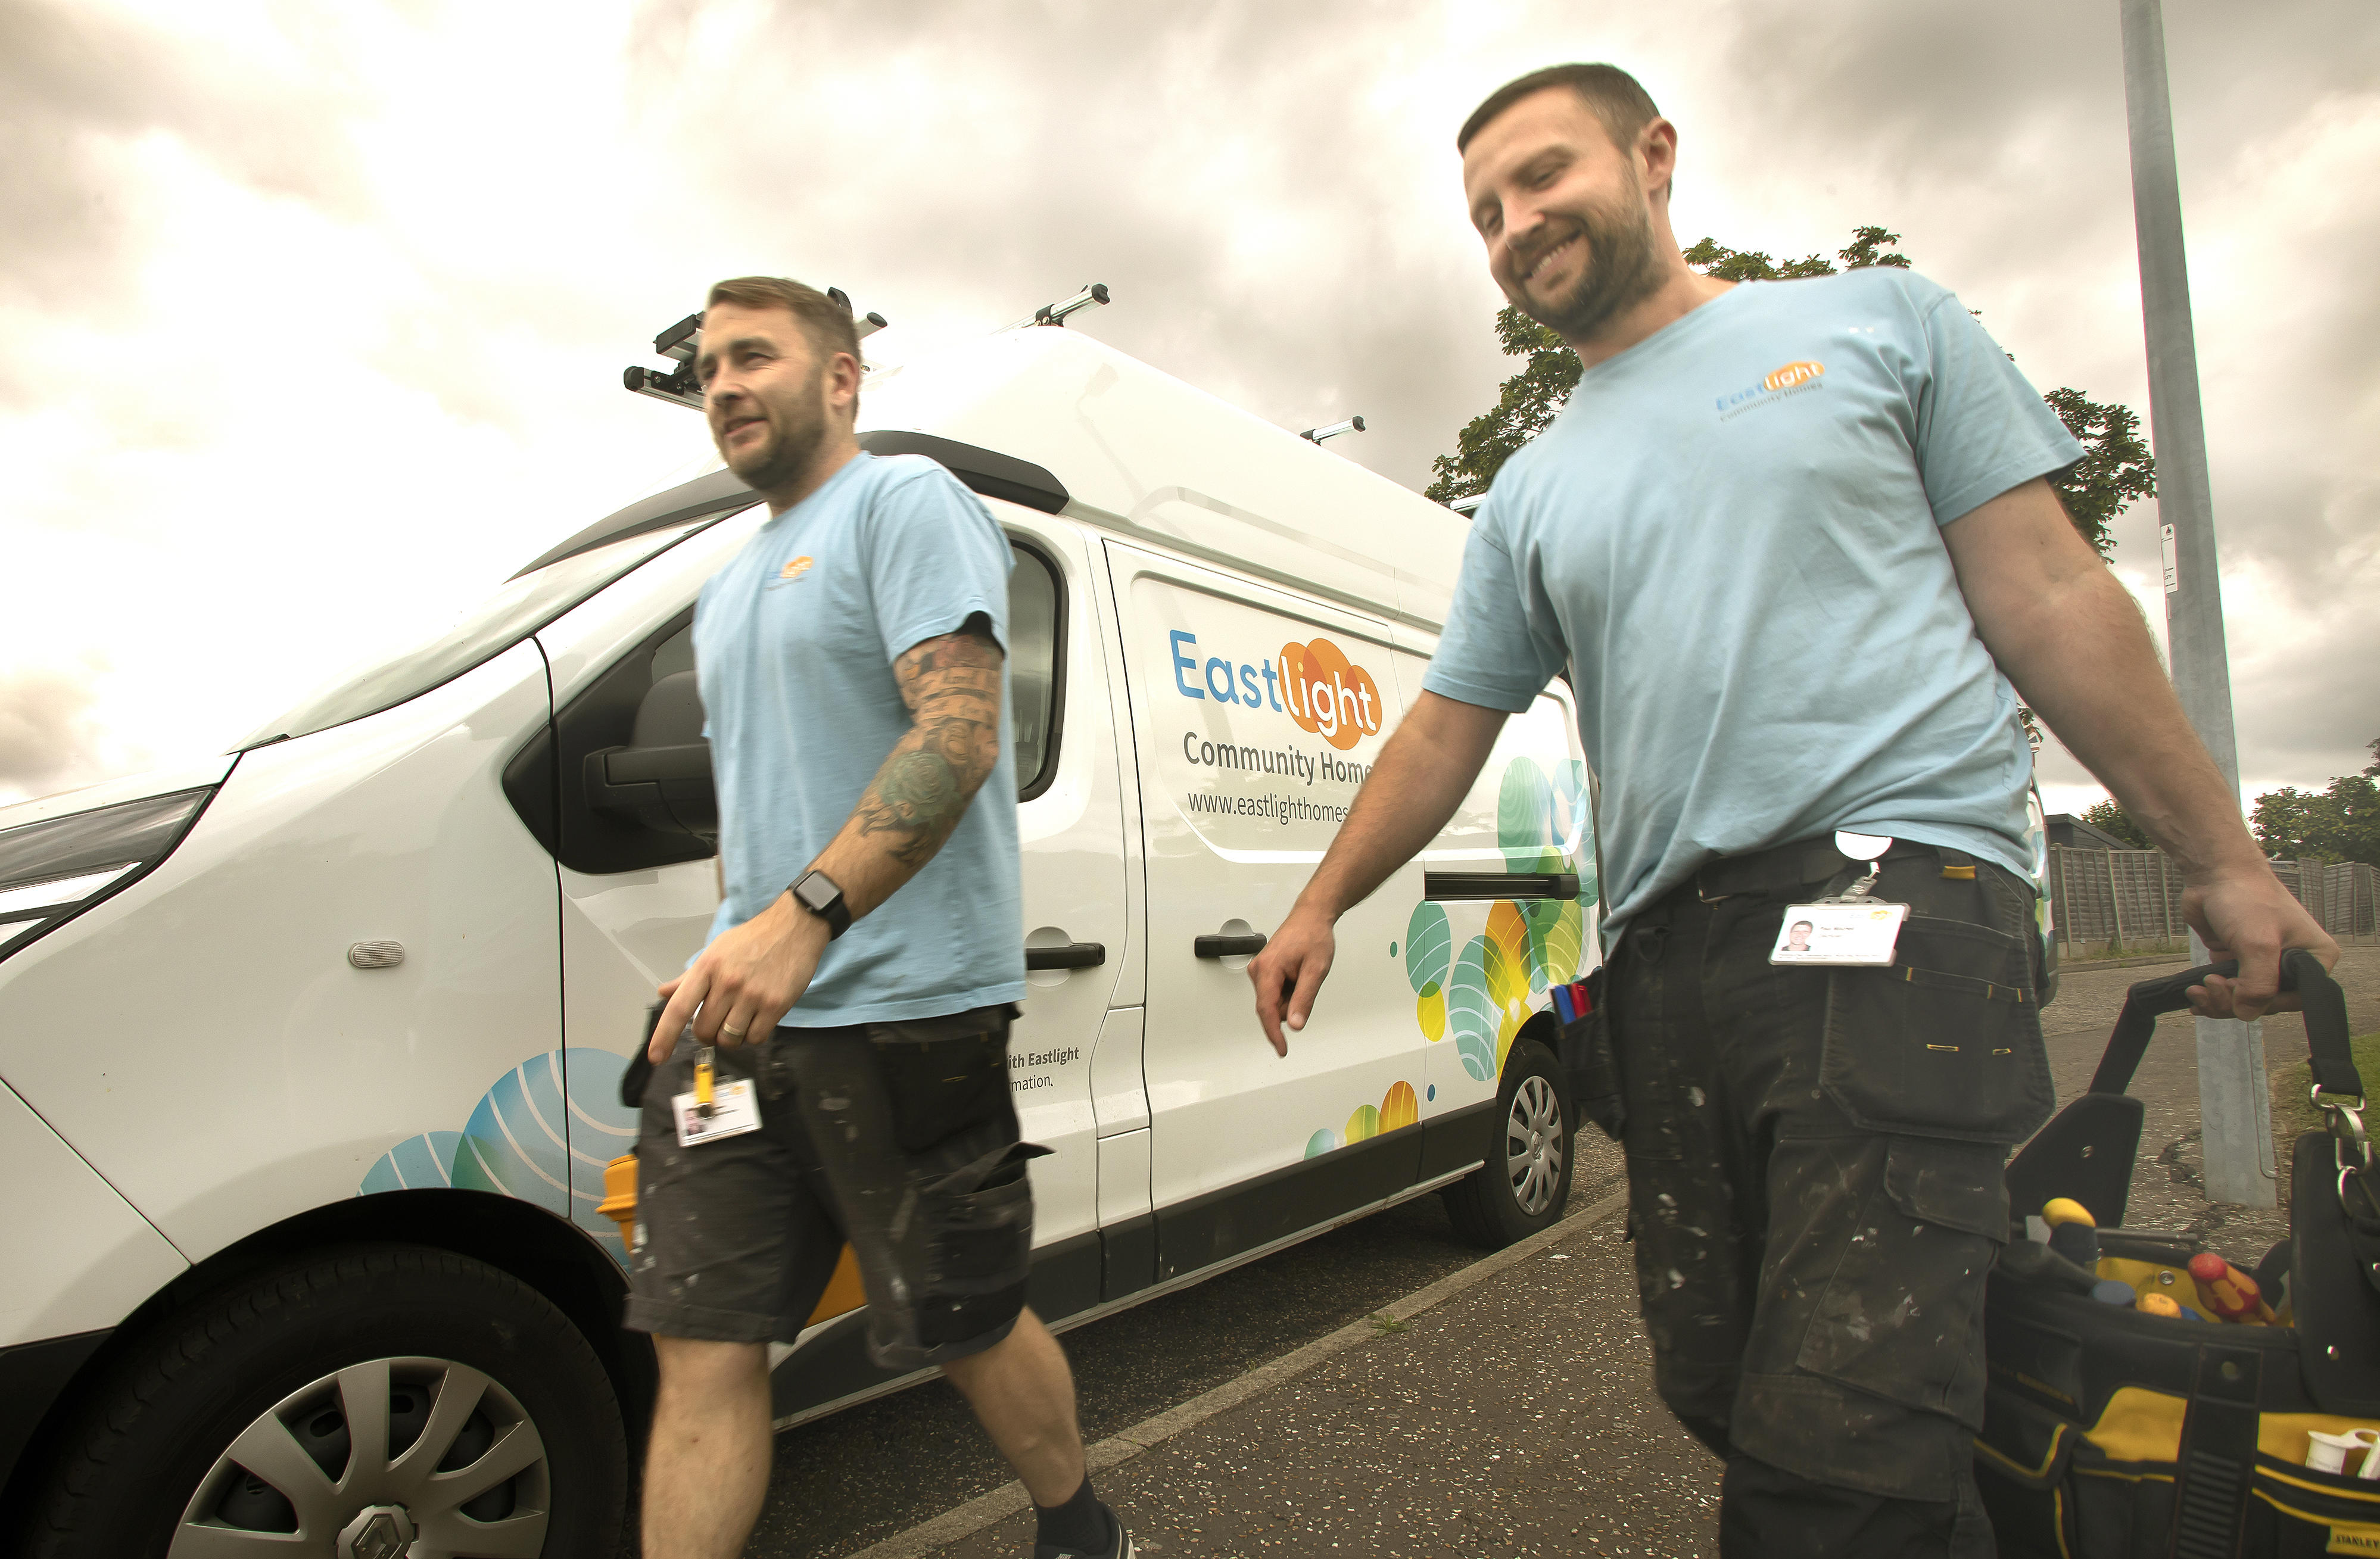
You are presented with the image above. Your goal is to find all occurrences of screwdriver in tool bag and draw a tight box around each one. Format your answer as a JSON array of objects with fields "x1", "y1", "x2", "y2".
[
  {"x1": 2189, "y1": 1252, "x2": 2275, "y2": 1323},
  {"x1": 694, "y1": 1045, "x2": 717, "y2": 1119}
]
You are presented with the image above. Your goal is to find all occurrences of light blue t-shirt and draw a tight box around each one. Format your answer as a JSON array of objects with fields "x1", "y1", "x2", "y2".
[
  {"x1": 693, "y1": 451, "x2": 1025, "y2": 1025},
  {"x1": 1422, "y1": 268, "x2": 2086, "y2": 934}
]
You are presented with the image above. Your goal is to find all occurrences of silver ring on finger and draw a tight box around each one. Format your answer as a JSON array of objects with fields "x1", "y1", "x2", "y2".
[{"x1": 719, "y1": 1023, "x2": 749, "y2": 1042}]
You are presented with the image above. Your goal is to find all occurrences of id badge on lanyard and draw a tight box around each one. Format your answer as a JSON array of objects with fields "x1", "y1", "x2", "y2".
[
  {"x1": 1770, "y1": 832, "x2": 1909, "y2": 967},
  {"x1": 674, "y1": 1044, "x2": 763, "y2": 1146}
]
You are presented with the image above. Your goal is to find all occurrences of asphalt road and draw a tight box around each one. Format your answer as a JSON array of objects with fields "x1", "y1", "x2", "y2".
[
  {"x1": 740, "y1": 1145, "x2": 1631, "y2": 1558},
  {"x1": 729, "y1": 941, "x2": 2375, "y2": 1558}
]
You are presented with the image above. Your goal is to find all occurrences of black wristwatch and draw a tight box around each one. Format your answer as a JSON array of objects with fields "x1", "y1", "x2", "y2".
[{"x1": 790, "y1": 868, "x2": 851, "y2": 939}]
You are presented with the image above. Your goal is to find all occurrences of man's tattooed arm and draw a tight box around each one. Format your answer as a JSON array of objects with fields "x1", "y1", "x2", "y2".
[
  {"x1": 804, "y1": 615, "x2": 1005, "y2": 921},
  {"x1": 857, "y1": 622, "x2": 1005, "y2": 865}
]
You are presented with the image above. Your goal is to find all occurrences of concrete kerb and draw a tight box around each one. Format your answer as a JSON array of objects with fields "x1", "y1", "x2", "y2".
[{"x1": 841, "y1": 1184, "x2": 1632, "y2": 1559}]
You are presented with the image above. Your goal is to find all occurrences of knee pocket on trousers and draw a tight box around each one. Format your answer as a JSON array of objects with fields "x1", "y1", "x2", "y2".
[
  {"x1": 914, "y1": 1140, "x2": 1051, "y2": 1348},
  {"x1": 1794, "y1": 1137, "x2": 2005, "y2": 1420}
]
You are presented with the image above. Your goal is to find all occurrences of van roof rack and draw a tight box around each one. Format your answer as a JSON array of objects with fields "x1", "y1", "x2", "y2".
[
  {"x1": 1001, "y1": 283, "x2": 1110, "y2": 332},
  {"x1": 622, "y1": 286, "x2": 886, "y2": 411}
]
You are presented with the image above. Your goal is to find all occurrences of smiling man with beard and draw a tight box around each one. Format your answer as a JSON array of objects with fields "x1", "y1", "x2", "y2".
[
  {"x1": 626, "y1": 277, "x2": 1130, "y2": 1559},
  {"x1": 1246, "y1": 64, "x2": 2332, "y2": 1557}
]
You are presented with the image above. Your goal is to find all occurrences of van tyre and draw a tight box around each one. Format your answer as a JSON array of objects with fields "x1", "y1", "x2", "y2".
[
  {"x1": 1442, "y1": 1037, "x2": 1574, "y2": 1249},
  {"x1": 21, "y1": 1244, "x2": 627, "y2": 1559}
]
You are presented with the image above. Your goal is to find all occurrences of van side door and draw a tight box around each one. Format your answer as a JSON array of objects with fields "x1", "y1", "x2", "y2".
[{"x1": 1104, "y1": 540, "x2": 1425, "y2": 1283}]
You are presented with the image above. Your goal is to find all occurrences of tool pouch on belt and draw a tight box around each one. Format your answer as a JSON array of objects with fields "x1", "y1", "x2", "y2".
[
  {"x1": 1555, "y1": 964, "x2": 1622, "y2": 1142},
  {"x1": 914, "y1": 1139, "x2": 1052, "y2": 1348}
]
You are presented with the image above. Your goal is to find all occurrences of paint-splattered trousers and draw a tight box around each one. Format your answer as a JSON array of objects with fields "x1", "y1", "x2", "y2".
[
  {"x1": 623, "y1": 1004, "x2": 1043, "y2": 1372},
  {"x1": 1611, "y1": 838, "x2": 2054, "y2": 1558}
]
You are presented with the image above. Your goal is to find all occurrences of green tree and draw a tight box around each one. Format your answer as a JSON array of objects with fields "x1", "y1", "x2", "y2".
[
  {"x1": 2042, "y1": 389, "x2": 2154, "y2": 560},
  {"x1": 1425, "y1": 227, "x2": 2155, "y2": 569},
  {"x1": 2079, "y1": 798, "x2": 2152, "y2": 849},
  {"x1": 2251, "y1": 740, "x2": 2380, "y2": 866}
]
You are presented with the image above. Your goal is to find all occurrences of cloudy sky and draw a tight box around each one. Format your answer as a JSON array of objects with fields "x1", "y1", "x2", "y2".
[{"x1": 4, "y1": 0, "x2": 2375, "y2": 821}]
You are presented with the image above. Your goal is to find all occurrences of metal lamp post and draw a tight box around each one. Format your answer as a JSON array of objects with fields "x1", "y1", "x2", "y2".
[{"x1": 2120, "y1": 0, "x2": 2275, "y2": 1207}]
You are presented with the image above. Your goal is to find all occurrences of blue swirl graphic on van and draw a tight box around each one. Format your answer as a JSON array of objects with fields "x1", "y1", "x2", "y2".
[
  {"x1": 359, "y1": 1131, "x2": 463, "y2": 1196},
  {"x1": 357, "y1": 1047, "x2": 643, "y2": 1267}
]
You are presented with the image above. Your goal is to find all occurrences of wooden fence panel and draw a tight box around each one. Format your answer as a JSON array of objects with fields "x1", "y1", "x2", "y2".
[{"x1": 2047, "y1": 850, "x2": 2373, "y2": 950}]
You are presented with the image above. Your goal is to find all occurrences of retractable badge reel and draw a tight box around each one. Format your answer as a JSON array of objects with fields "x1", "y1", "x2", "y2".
[
  {"x1": 674, "y1": 1039, "x2": 763, "y2": 1148},
  {"x1": 1769, "y1": 831, "x2": 1910, "y2": 967}
]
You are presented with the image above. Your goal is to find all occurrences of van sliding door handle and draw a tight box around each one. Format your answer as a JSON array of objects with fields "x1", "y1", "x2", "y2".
[
  {"x1": 1194, "y1": 933, "x2": 1268, "y2": 958},
  {"x1": 1024, "y1": 941, "x2": 1107, "y2": 971}
]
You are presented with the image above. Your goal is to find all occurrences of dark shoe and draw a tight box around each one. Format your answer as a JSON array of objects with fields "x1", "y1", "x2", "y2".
[{"x1": 1033, "y1": 1501, "x2": 1133, "y2": 1558}]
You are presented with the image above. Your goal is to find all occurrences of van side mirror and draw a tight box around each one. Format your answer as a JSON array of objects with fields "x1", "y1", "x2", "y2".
[{"x1": 584, "y1": 671, "x2": 717, "y2": 840}]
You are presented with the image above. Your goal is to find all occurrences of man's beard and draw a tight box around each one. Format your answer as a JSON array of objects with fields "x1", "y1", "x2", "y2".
[
  {"x1": 723, "y1": 375, "x2": 830, "y2": 491},
  {"x1": 1512, "y1": 194, "x2": 1664, "y2": 342}
]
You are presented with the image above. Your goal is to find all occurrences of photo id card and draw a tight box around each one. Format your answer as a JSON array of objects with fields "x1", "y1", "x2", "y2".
[
  {"x1": 674, "y1": 1078, "x2": 762, "y2": 1147},
  {"x1": 1770, "y1": 901, "x2": 1909, "y2": 966}
]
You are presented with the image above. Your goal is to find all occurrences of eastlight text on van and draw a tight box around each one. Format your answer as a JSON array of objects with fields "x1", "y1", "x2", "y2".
[{"x1": 1166, "y1": 629, "x2": 1385, "y2": 747}]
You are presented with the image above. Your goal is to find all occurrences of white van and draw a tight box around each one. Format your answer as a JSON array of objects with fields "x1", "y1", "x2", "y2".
[{"x1": 0, "y1": 324, "x2": 1596, "y2": 1556}]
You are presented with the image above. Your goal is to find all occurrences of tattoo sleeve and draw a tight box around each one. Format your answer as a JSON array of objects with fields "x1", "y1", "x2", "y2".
[{"x1": 852, "y1": 622, "x2": 1005, "y2": 868}]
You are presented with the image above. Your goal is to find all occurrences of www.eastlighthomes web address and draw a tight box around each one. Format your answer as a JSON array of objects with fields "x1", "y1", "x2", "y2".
[{"x1": 1183, "y1": 790, "x2": 1352, "y2": 825}]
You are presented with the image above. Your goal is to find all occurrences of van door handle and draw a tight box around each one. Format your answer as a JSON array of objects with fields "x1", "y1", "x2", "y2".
[
  {"x1": 1024, "y1": 941, "x2": 1107, "y2": 971},
  {"x1": 1194, "y1": 933, "x2": 1268, "y2": 958}
]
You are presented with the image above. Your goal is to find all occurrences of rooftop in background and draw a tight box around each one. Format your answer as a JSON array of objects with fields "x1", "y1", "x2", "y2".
[{"x1": 2047, "y1": 812, "x2": 2135, "y2": 852}]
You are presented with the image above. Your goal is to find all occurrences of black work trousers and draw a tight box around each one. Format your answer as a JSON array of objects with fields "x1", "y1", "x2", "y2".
[{"x1": 1611, "y1": 840, "x2": 2053, "y2": 1558}]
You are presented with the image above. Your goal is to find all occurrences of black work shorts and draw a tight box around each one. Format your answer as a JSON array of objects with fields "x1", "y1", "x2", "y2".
[{"x1": 622, "y1": 1004, "x2": 1043, "y2": 1371}]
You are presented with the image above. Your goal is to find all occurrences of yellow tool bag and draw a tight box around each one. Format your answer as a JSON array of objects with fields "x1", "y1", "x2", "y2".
[{"x1": 1978, "y1": 950, "x2": 2380, "y2": 1558}]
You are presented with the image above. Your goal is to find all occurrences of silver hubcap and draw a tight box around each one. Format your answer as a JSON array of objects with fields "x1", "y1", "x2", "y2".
[
  {"x1": 1505, "y1": 1074, "x2": 1566, "y2": 1215},
  {"x1": 170, "y1": 1356, "x2": 551, "y2": 1558}
]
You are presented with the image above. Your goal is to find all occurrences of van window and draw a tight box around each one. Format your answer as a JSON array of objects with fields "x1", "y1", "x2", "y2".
[
  {"x1": 241, "y1": 519, "x2": 724, "y2": 748},
  {"x1": 1010, "y1": 542, "x2": 1062, "y2": 799}
]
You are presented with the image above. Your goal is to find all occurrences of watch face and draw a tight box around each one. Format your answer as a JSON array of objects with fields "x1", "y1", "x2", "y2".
[{"x1": 797, "y1": 872, "x2": 837, "y2": 911}]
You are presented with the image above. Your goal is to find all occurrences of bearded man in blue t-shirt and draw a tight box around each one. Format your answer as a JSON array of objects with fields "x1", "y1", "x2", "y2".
[
  {"x1": 1248, "y1": 64, "x2": 2335, "y2": 1556},
  {"x1": 627, "y1": 277, "x2": 1130, "y2": 1559}
]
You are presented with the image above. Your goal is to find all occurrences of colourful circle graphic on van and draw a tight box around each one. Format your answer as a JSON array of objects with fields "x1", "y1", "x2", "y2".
[
  {"x1": 1277, "y1": 638, "x2": 1382, "y2": 751},
  {"x1": 1446, "y1": 936, "x2": 1501, "y2": 1081},
  {"x1": 1523, "y1": 897, "x2": 1587, "y2": 990},
  {"x1": 1404, "y1": 902, "x2": 1452, "y2": 994},
  {"x1": 451, "y1": 1053, "x2": 572, "y2": 1205},
  {"x1": 362, "y1": 1047, "x2": 644, "y2": 1266},
  {"x1": 1303, "y1": 1080, "x2": 1421, "y2": 1159},
  {"x1": 360, "y1": 1131, "x2": 463, "y2": 1196}
]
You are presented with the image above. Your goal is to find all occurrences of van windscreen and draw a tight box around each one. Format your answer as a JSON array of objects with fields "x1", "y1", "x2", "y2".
[{"x1": 239, "y1": 516, "x2": 732, "y2": 749}]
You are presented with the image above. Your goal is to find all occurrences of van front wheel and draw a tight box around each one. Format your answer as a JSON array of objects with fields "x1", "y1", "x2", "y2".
[
  {"x1": 1441, "y1": 1037, "x2": 1574, "y2": 1249},
  {"x1": 22, "y1": 1245, "x2": 626, "y2": 1559}
]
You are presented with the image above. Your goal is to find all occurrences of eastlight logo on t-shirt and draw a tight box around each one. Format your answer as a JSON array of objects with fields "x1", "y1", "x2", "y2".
[
  {"x1": 1168, "y1": 630, "x2": 1384, "y2": 752},
  {"x1": 1715, "y1": 359, "x2": 1826, "y2": 420}
]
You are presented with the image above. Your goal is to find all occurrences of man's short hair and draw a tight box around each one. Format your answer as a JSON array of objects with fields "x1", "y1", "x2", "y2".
[
  {"x1": 1456, "y1": 63, "x2": 1662, "y2": 157},
  {"x1": 703, "y1": 276, "x2": 861, "y2": 369}
]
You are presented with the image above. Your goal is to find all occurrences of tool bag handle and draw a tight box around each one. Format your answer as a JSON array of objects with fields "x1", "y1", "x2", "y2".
[{"x1": 2087, "y1": 949, "x2": 2357, "y2": 1102}]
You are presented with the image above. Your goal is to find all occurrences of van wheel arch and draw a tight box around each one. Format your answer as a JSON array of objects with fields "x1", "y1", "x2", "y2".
[
  {"x1": 1, "y1": 1190, "x2": 650, "y2": 1530},
  {"x1": 1440, "y1": 1027, "x2": 1576, "y2": 1250}
]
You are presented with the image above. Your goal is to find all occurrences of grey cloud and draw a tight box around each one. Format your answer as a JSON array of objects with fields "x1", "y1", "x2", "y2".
[
  {"x1": 0, "y1": 665, "x2": 105, "y2": 796},
  {"x1": 621, "y1": 0, "x2": 1497, "y2": 491},
  {"x1": 0, "y1": 0, "x2": 370, "y2": 316}
]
